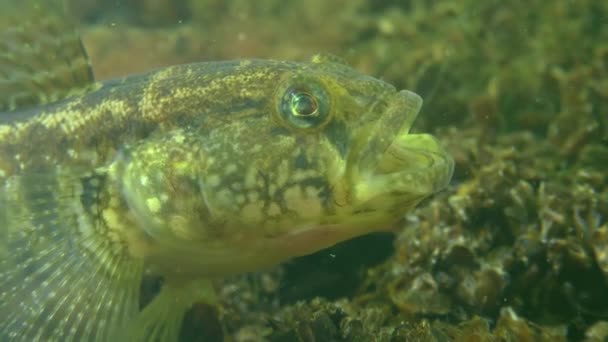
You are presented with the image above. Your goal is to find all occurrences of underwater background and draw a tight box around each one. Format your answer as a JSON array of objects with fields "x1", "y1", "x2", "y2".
[{"x1": 37, "y1": 0, "x2": 608, "y2": 340}]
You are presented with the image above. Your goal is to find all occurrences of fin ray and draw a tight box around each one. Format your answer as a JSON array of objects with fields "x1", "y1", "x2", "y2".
[
  {"x1": 0, "y1": 170, "x2": 143, "y2": 341},
  {"x1": 126, "y1": 278, "x2": 218, "y2": 342}
]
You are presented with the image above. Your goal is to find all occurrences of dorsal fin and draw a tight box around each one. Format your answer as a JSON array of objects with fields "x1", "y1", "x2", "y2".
[
  {"x1": 0, "y1": 0, "x2": 97, "y2": 112},
  {"x1": 311, "y1": 53, "x2": 349, "y2": 66}
]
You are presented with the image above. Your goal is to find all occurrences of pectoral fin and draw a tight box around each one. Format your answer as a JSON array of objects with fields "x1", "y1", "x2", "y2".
[{"x1": 0, "y1": 169, "x2": 143, "y2": 341}]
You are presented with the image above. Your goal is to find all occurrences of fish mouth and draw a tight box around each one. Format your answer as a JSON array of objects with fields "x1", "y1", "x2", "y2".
[
  {"x1": 261, "y1": 134, "x2": 453, "y2": 261},
  {"x1": 350, "y1": 89, "x2": 454, "y2": 209},
  {"x1": 353, "y1": 89, "x2": 423, "y2": 174},
  {"x1": 374, "y1": 133, "x2": 454, "y2": 193},
  {"x1": 351, "y1": 132, "x2": 453, "y2": 214}
]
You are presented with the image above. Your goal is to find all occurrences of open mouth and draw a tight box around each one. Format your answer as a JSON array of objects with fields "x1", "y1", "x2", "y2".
[
  {"x1": 375, "y1": 133, "x2": 454, "y2": 193},
  {"x1": 353, "y1": 90, "x2": 423, "y2": 174},
  {"x1": 268, "y1": 134, "x2": 454, "y2": 261},
  {"x1": 351, "y1": 130, "x2": 453, "y2": 217},
  {"x1": 350, "y1": 88, "x2": 453, "y2": 203}
]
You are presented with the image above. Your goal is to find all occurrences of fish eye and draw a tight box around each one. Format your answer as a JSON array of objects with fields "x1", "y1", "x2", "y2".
[
  {"x1": 279, "y1": 82, "x2": 330, "y2": 129},
  {"x1": 290, "y1": 92, "x2": 318, "y2": 117}
]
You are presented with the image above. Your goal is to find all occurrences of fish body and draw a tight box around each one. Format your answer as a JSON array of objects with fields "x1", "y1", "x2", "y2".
[{"x1": 0, "y1": 2, "x2": 454, "y2": 341}]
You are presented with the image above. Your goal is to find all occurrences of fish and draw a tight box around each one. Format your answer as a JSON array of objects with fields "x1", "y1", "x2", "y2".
[{"x1": 0, "y1": 1, "x2": 454, "y2": 341}]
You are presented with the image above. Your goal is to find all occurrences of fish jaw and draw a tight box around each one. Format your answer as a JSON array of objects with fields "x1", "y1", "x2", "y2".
[
  {"x1": 350, "y1": 89, "x2": 423, "y2": 179},
  {"x1": 264, "y1": 132, "x2": 455, "y2": 261},
  {"x1": 267, "y1": 134, "x2": 455, "y2": 261},
  {"x1": 356, "y1": 132, "x2": 455, "y2": 207}
]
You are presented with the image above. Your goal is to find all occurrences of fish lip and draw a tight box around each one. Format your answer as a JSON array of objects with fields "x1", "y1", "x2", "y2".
[
  {"x1": 359, "y1": 133, "x2": 454, "y2": 202},
  {"x1": 352, "y1": 89, "x2": 423, "y2": 176},
  {"x1": 382, "y1": 139, "x2": 454, "y2": 194}
]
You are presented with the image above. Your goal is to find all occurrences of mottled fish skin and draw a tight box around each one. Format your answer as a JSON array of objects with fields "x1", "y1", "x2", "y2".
[{"x1": 0, "y1": 4, "x2": 454, "y2": 342}]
